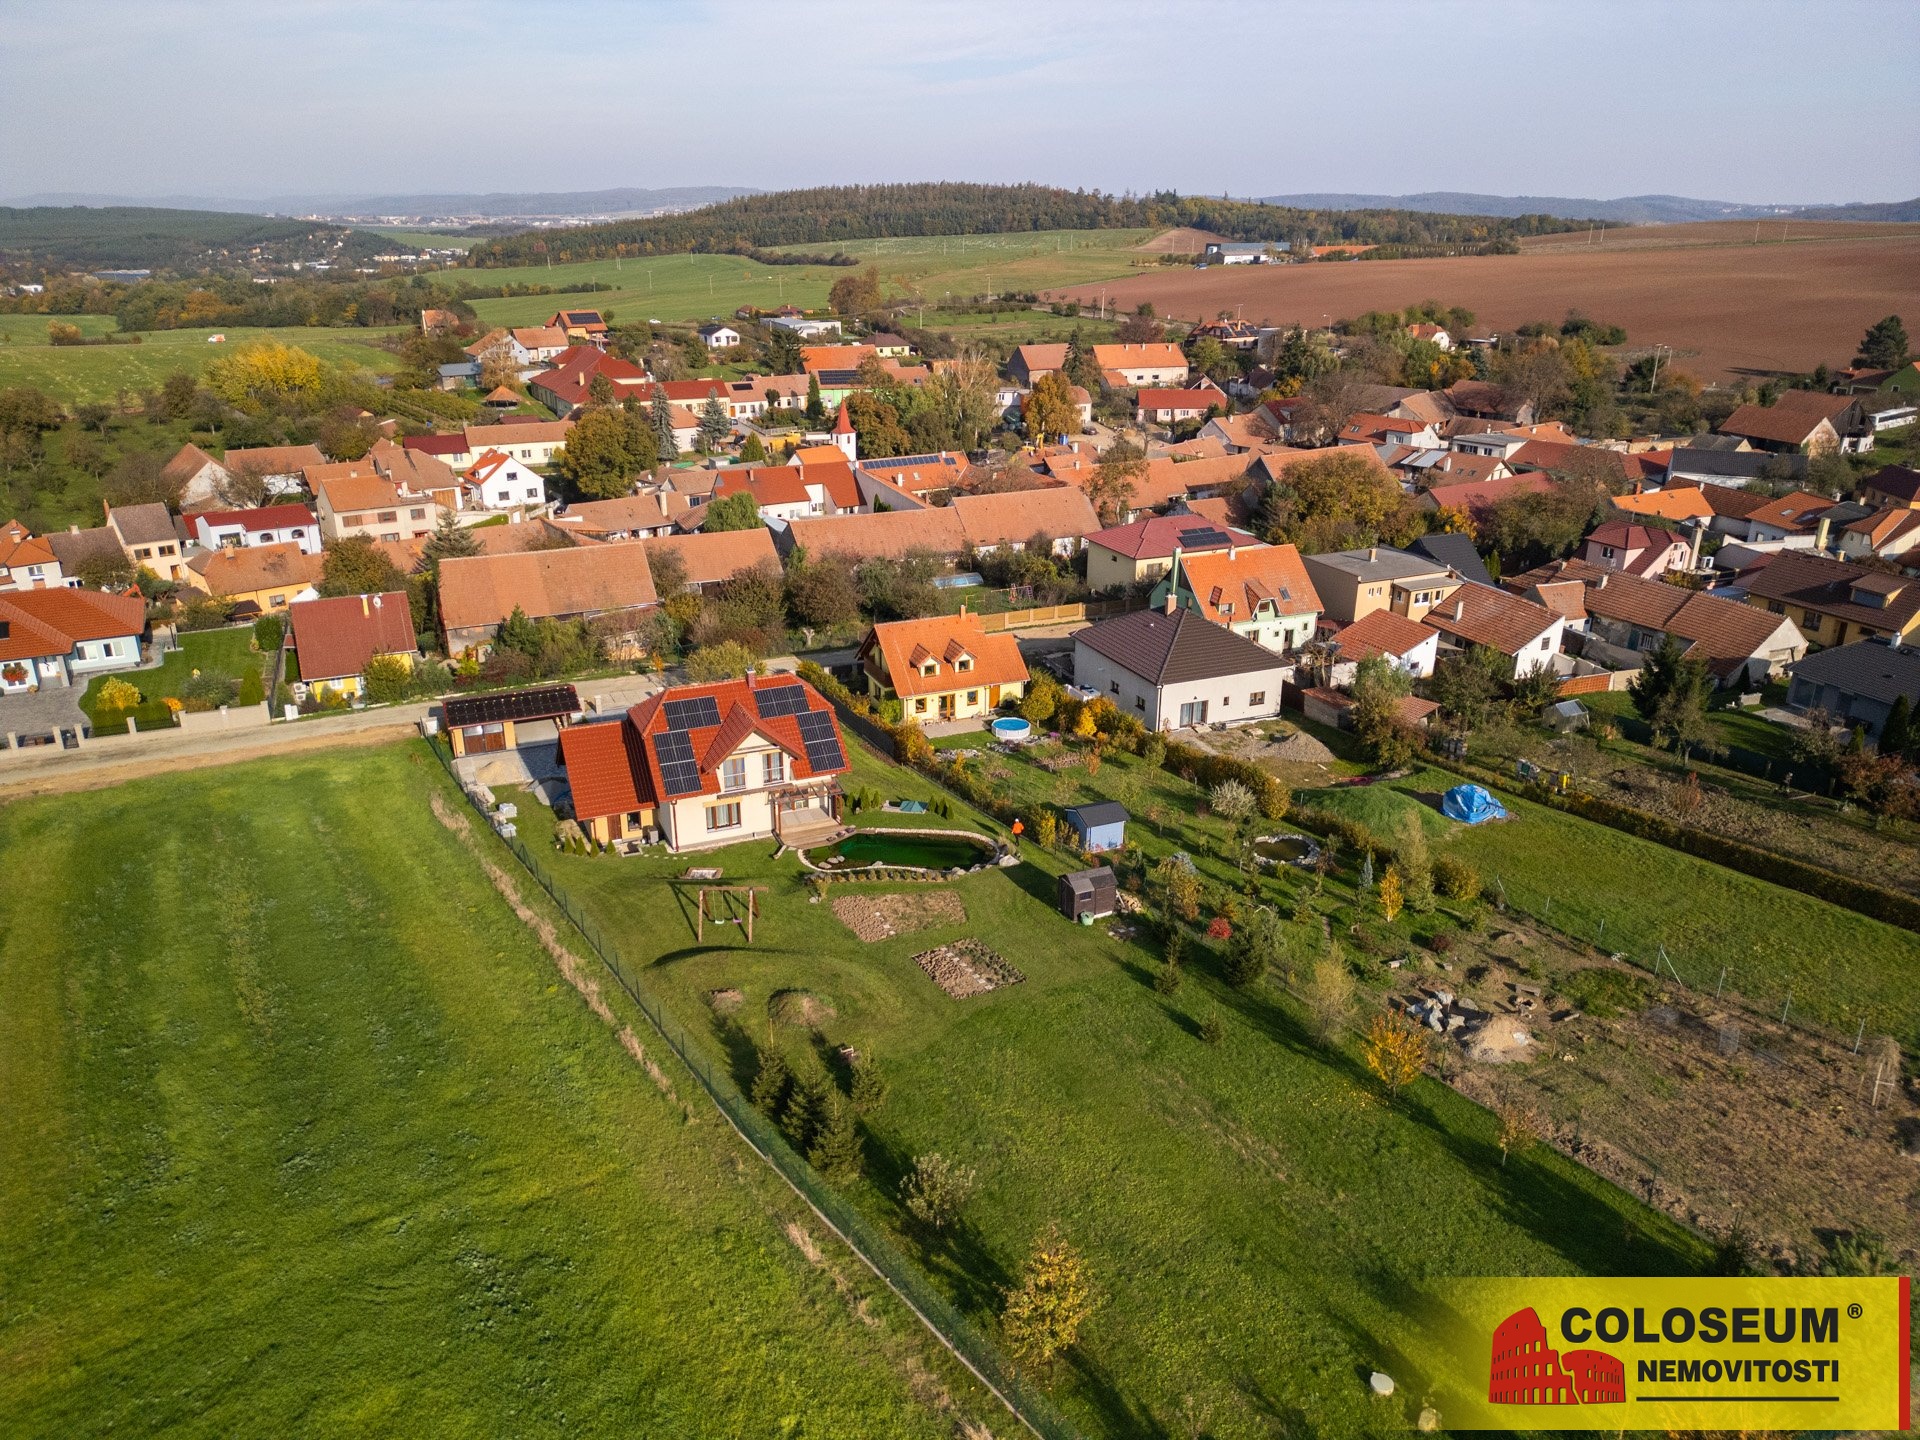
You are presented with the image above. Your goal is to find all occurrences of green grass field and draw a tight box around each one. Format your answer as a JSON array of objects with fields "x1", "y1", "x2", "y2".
[
  {"x1": 0, "y1": 747, "x2": 989, "y2": 1437},
  {"x1": 81, "y1": 627, "x2": 269, "y2": 736},
  {"x1": 534, "y1": 738, "x2": 1709, "y2": 1438},
  {"x1": 455, "y1": 229, "x2": 1160, "y2": 330},
  {"x1": 366, "y1": 228, "x2": 478, "y2": 252},
  {"x1": 1299, "y1": 767, "x2": 1920, "y2": 1043},
  {"x1": 0, "y1": 323, "x2": 403, "y2": 404}
]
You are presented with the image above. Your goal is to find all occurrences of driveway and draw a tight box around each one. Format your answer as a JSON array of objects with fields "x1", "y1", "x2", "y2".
[{"x1": 0, "y1": 685, "x2": 89, "y2": 745}]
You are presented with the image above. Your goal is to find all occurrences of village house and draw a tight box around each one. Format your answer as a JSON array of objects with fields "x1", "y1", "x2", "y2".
[
  {"x1": 1444, "y1": 379, "x2": 1535, "y2": 426},
  {"x1": 777, "y1": 506, "x2": 969, "y2": 565},
  {"x1": 0, "y1": 520, "x2": 64, "y2": 591},
  {"x1": 162, "y1": 443, "x2": 230, "y2": 509},
  {"x1": 1300, "y1": 547, "x2": 1461, "y2": 626},
  {"x1": 548, "y1": 309, "x2": 609, "y2": 342},
  {"x1": 1189, "y1": 319, "x2": 1261, "y2": 349},
  {"x1": 1406, "y1": 322, "x2": 1454, "y2": 350},
  {"x1": 188, "y1": 503, "x2": 321, "y2": 555},
  {"x1": 1091, "y1": 342, "x2": 1189, "y2": 388},
  {"x1": 762, "y1": 313, "x2": 842, "y2": 338},
  {"x1": 437, "y1": 545, "x2": 660, "y2": 656},
  {"x1": 1073, "y1": 605, "x2": 1290, "y2": 731},
  {"x1": 951, "y1": 487, "x2": 1101, "y2": 558},
  {"x1": 715, "y1": 455, "x2": 863, "y2": 524},
  {"x1": 526, "y1": 348, "x2": 652, "y2": 417},
  {"x1": 1201, "y1": 241, "x2": 1287, "y2": 264},
  {"x1": 1406, "y1": 531, "x2": 1495, "y2": 587},
  {"x1": 1420, "y1": 583, "x2": 1566, "y2": 681},
  {"x1": 557, "y1": 675, "x2": 850, "y2": 850},
  {"x1": 1860, "y1": 464, "x2": 1920, "y2": 512},
  {"x1": 1327, "y1": 608, "x2": 1441, "y2": 679},
  {"x1": 1576, "y1": 520, "x2": 1695, "y2": 578},
  {"x1": 1742, "y1": 490, "x2": 1840, "y2": 545},
  {"x1": 636, "y1": 528, "x2": 782, "y2": 593},
  {"x1": 1738, "y1": 550, "x2": 1920, "y2": 649},
  {"x1": 1122, "y1": 452, "x2": 1259, "y2": 520},
  {"x1": 183, "y1": 541, "x2": 324, "y2": 615},
  {"x1": 0, "y1": 588, "x2": 146, "y2": 695},
  {"x1": 1136, "y1": 384, "x2": 1225, "y2": 427},
  {"x1": 312, "y1": 473, "x2": 445, "y2": 544},
  {"x1": 1341, "y1": 412, "x2": 1442, "y2": 449},
  {"x1": 286, "y1": 592, "x2": 418, "y2": 698},
  {"x1": 1082, "y1": 511, "x2": 1261, "y2": 592},
  {"x1": 551, "y1": 491, "x2": 701, "y2": 541},
  {"x1": 463, "y1": 450, "x2": 548, "y2": 514},
  {"x1": 1785, "y1": 637, "x2": 1920, "y2": 742},
  {"x1": 221, "y1": 443, "x2": 326, "y2": 496},
  {"x1": 1417, "y1": 471, "x2": 1553, "y2": 529},
  {"x1": 855, "y1": 452, "x2": 969, "y2": 504},
  {"x1": 106, "y1": 503, "x2": 189, "y2": 583},
  {"x1": 1834, "y1": 505, "x2": 1920, "y2": 562},
  {"x1": 858, "y1": 611, "x2": 1028, "y2": 722},
  {"x1": 1153, "y1": 541, "x2": 1321, "y2": 655},
  {"x1": 1008, "y1": 343, "x2": 1070, "y2": 387},
  {"x1": 1717, "y1": 390, "x2": 1857, "y2": 456},
  {"x1": 1513, "y1": 558, "x2": 1806, "y2": 686},
  {"x1": 697, "y1": 322, "x2": 741, "y2": 349}
]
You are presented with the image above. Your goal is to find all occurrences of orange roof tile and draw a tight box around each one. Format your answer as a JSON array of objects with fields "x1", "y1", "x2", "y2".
[
  {"x1": 1175, "y1": 543, "x2": 1321, "y2": 624},
  {"x1": 858, "y1": 613, "x2": 1028, "y2": 699}
]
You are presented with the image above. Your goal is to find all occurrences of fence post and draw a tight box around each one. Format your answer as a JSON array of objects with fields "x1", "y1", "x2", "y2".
[{"x1": 1780, "y1": 990, "x2": 1792, "y2": 1025}]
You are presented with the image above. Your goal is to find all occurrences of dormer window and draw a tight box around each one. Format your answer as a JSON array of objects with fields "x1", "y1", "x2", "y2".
[
  {"x1": 955, "y1": 656, "x2": 972, "y2": 671},
  {"x1": 920, "y1": 661, "x2": 938, "y2": 677}
]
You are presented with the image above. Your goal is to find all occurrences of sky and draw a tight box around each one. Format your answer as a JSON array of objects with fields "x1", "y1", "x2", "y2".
[{"x1": 4, "y1": 0, "x2": 1917, "y2": 207}]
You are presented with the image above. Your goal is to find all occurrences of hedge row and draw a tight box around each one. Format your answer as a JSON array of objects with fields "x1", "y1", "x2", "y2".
[
  {"x1": 1161, "y1": 738, "x2": 1291, "y2": 820},
  {"x1": 1431, "y1": 754, "x2": 1920, "y2": 933}
]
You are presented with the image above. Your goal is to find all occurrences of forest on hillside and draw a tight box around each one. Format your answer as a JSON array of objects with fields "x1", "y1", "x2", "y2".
[
  {"x1": 0, "y1": 206, "x2": 393, "y2": 276},
  {"x1": 467, "y1": 182, "x2": 1592, "y2": 267}
]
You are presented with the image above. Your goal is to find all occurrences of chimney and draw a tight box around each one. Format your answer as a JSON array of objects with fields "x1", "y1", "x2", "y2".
[
  {"x1": 1164, "y1": 589, "x2": 1178, "y2": 615},
  {"x1": 1368, "y1": 546, "x2": 1379, "y2": 562},
  {"x1": 1452, "y1": 599, "x2": 1465, "y2": 621},
  {"x1": 360, "y1": 595, "x2": 370, "y2": 617},
  {"x1": 1228, "y1": 543, "x2": 1238, "y2": 561},
  {"x1": 1595, "y1": 573, "x2": 1609, "y2": 589}
]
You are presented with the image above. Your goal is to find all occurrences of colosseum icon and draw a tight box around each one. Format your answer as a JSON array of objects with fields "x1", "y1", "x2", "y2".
[{"x1": 1489, "y1": 1307, "x2": 1625, "y2": 1405}]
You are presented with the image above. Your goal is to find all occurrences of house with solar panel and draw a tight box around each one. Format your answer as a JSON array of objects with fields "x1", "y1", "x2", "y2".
[
  {"x1": 1151, "y1": 542, "x2": 1323, "y2": 656},
  {"x1": 556, "y1": 675, "x2": 850, "y2": 850}
]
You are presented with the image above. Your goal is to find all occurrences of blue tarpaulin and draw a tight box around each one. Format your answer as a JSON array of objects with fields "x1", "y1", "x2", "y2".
[{"x1": 1442, "y1": 784, "x2": 1507, "y2": 825}]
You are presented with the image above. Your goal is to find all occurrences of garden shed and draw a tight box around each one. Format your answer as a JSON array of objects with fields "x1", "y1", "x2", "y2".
[
  {"x1": 1543, "y1": 698, "x2": 1589, "y2": 733},
  {"x1": 1061, "y1": 800, "x2": 1129, "y2": 853},
  {"x1": 1058, "y1": 866, "x2": 1117, "y2": 922}
]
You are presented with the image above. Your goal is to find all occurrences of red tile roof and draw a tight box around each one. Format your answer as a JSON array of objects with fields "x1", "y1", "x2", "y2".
[
  {"x1": 1085, "y1": 512, "x2": 1259, "y2": 561},
  {"x1": 1423, "y1": 584, "x2": 1561, "y2": 656},
  {"x1": 1719, "y1": 390, "x2": 1854, "y2": 447},
  {"x1": 0, "y1": 588, "x2": 144, "y2": 661},
  {"x1": 1175, "y1": 543, "x2": 1321, "y2": 624},
  {"x1": 858, "y1": 613, "x2": 1028, "y2": 699},
  {"x1": 1331, "y1": 608, "x2": 1434, "y2": 663},
  {"x1": 630, "y1": 676, "x2": 848, "y2": 804},
  {"x1": 288, "y1": 592, "x2": 417, "y2": 681},
  {"x1": 558, "y1": 718, "x2": 655, "y2": 820}
]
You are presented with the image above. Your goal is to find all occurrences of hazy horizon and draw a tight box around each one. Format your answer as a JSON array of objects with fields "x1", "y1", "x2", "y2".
[{"x1": 3, "y1": 0, "x2": 1916, "y2": 207}]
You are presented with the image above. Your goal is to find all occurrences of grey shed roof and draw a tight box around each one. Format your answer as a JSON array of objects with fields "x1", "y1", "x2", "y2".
[
  {"x1": 1667, "y1": 449, "x2": 1807, "y2": 481},
  {"x1": 1075, "y1": 607, "x2": 1285, "y2": 686},
  {"x1": 1303, "y1": 546, "x2": 1451, "y2": 582},
  {"x1": 1787, "y1": 637, "x2": 1920, "y2": 707},
  {"x1": 1064, "y1": 801, "x2": 1130, "y2": 828}
]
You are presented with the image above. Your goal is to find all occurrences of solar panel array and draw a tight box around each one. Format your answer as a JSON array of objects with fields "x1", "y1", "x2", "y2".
[
  {"x1": 752, "y1": 683, "x2": 809, "y2": 719},
  {"x1": 795, "y1": 711, "x2": 845, "y2": 772},
  {"x1": 1178, "y1": 527, "x2": 1232, "y2": 548},
  {"x1": 662, "y1": 696, "x2": 721, "y2": 730},
  {"x1": 653, "y1": 729, "x2": 703, "y2": 797},
  {"x1": 863, "y1": 453, "x2": 952, "y2": 471}
]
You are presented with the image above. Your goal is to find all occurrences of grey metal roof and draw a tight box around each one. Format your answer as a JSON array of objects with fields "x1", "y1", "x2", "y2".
[
  {"x1": 1303, "y1": 546, "x2": 1451, "y2": 582},
  {"x1": 1408, "y1": 532, "x2": 1494, "y2": 587},
  {"x1": 1787, "y1": 637, "x2": 1920, "y2": 707},
  {"x1": 1064, "y1": 801, "x2": 1130, "y2": 828},
  {"x1": 1074, "y1": 607, "x2": 1285, "y2": 686},
  {"x1": 1666, "y1": 449, "x2": 1807, "y2": 481}
]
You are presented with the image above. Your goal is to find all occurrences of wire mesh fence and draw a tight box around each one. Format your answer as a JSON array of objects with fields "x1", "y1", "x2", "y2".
[{"x1": 424, "y1": 736, "x2": 1080, "y2": 1440}]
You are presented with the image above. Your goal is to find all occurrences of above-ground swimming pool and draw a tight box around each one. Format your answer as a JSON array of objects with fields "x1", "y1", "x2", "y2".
[
  {"x1": 989, "y1": 717, "x2": 1031, "y2": 742},
  {"x1": 806, "y1": 829, "x2": 998, "y2": 872}
]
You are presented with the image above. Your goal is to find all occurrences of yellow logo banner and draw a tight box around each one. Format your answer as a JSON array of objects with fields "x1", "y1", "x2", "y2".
[{"x1": 1429, "y1": 1276, "x2": 1910, "y2": 1431}]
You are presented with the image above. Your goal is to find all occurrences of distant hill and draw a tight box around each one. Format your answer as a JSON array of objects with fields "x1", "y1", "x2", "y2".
[
  {"x1": 3, "y1": 186, "x2": 762, "y2": 220},
  {"x1": 0, "y1": 206, "x2": 388, "y2": 274},
  {"x1": 468, "y1": 182, "x2": 1588, "y2": 268},
  {"x1": 1261, "y1": 190, "x2": 1920, "y2": 225}
]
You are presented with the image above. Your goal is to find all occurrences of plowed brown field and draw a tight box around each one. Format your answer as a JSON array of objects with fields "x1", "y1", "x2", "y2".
[{"x1": 1053, "y1": 226, "x2": 1920, "y2": 381}]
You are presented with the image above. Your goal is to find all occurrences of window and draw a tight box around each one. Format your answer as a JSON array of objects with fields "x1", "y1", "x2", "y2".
[
  {"x1": 377, "y1": 511, "x2": 397, "y2": 524},
  {"x1": 705, "y1": 802, "x2": 742, "y2": 832},
  {"x1": 955, "y1": 656, "x2": 972, "y2": 671},
  {"x1": 525, "y1": 488, "x2": 540, "y2": 500},
  {"x1": 763, "y1": 752, "x2": 785, "y2": 786},
  {"x1": 1249, "y1": 691, "x2": 1266, "y2": 705},
  {"x1": 1108, "y1": 680, "x2": 1119, "y2": 695},
  {"x1": 720, "y1": 756, "x2": 747, "y2": 792},
  {"x1": 409, "y1": 509, "x2": 426, "y2": 521},
  {"x1": 158, "y1": 544, "x2": 175, "y2": 556},
  {"x1": 1178, "y1": 700, "x2": 1209, "y2": 727},
  {"x1": 381, "y1": 532, "x2": 400, "y2": 543},
  {"x1": 134, "y1": 547, "x2": 151, "y2": 559},
  {"x1": 915, "y1": 697, "x2": 928, "y2": 713},
  {"x1": 1134, "y1": 696, "x2": 1146, "y2": 712},
  {"x1": 1601, "y1": 546, "x2": 1615, "y2": 560},
  {"x1": 966, "y1": 690, "x2": 978, "y2": 705},
  {"x1": 270, "y1": 595, "x2": 287, "y2": 607}
]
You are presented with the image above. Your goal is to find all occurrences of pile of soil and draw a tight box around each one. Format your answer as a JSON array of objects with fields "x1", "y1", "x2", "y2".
[
  {"x1": 707, "y1": 988, "x2": 743, "y2": 1014},
  {"x1": 769, "y1": 989, "x2": 836, "y2": 1028},
  {"x1": 832, "y1": 891, "x2": 966, "y2": 943},
  {"x1": 912, "y1": 940, "x2": 1025, "y2": 999}
]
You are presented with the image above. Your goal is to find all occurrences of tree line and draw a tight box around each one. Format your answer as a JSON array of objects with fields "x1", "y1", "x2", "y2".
[
  {"x1": 0, "y1": 205, "x2": 390, "y2": 278},
  {"x1": 467, "y1": 183, "x2": 1593, "y2": 268}
]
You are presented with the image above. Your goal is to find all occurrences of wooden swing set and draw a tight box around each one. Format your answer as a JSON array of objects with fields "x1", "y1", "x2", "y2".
[{"x1": 696, "y1": 885, "x2": 765, "y2": 943}]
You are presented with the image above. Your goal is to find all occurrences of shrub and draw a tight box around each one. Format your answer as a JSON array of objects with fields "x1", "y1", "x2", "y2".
[
  {"x1": 685, "y1": 640, "x2": 757, "y2": 682},
  {"x1": 1033, "y1": 810, "x2": 1060, "y2": 849},
  {"x1": 95, "y1": 677, "x2": 142, "y2": 711},
  {"x1": 901, "y1": 1152, "x2": 977, "y2": 1231},
  {"x1": 362, "y1": 653, "x2": 415, "y2": 704},
  {"x1": 1433, "y1": 854, "x2": 1481, "y2": 903},
  {"x1": 1199, "y1": 1011, "x2": 1226, "y2": 1045},
  {"x1": 237, "y1": 669, "x2": 265, "y2": 707},
  {"x1": 252, "y1": 614, "x2": 284, "y2": 652}
]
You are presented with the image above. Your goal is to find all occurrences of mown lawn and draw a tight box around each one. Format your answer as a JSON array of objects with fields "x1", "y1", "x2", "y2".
[
  {"x1": 535, "y1": 736, "x2": 1712, "y2": 1439},
  {"x1": 1300, "y1": 767, "x2": 1920, "y2": 1044},
  {"x1": 0, "y1": 746, "x2": 985, "y2": 1438},
  {"x1": 81, "y1": 627, "x2": 267, "y2": 736},
  {"x1": 457, "y1": 229, "x2": 1159, "y2": 330},
  {"x1": 0, "y1": 324, "x2": 402, "y2": 405}
]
